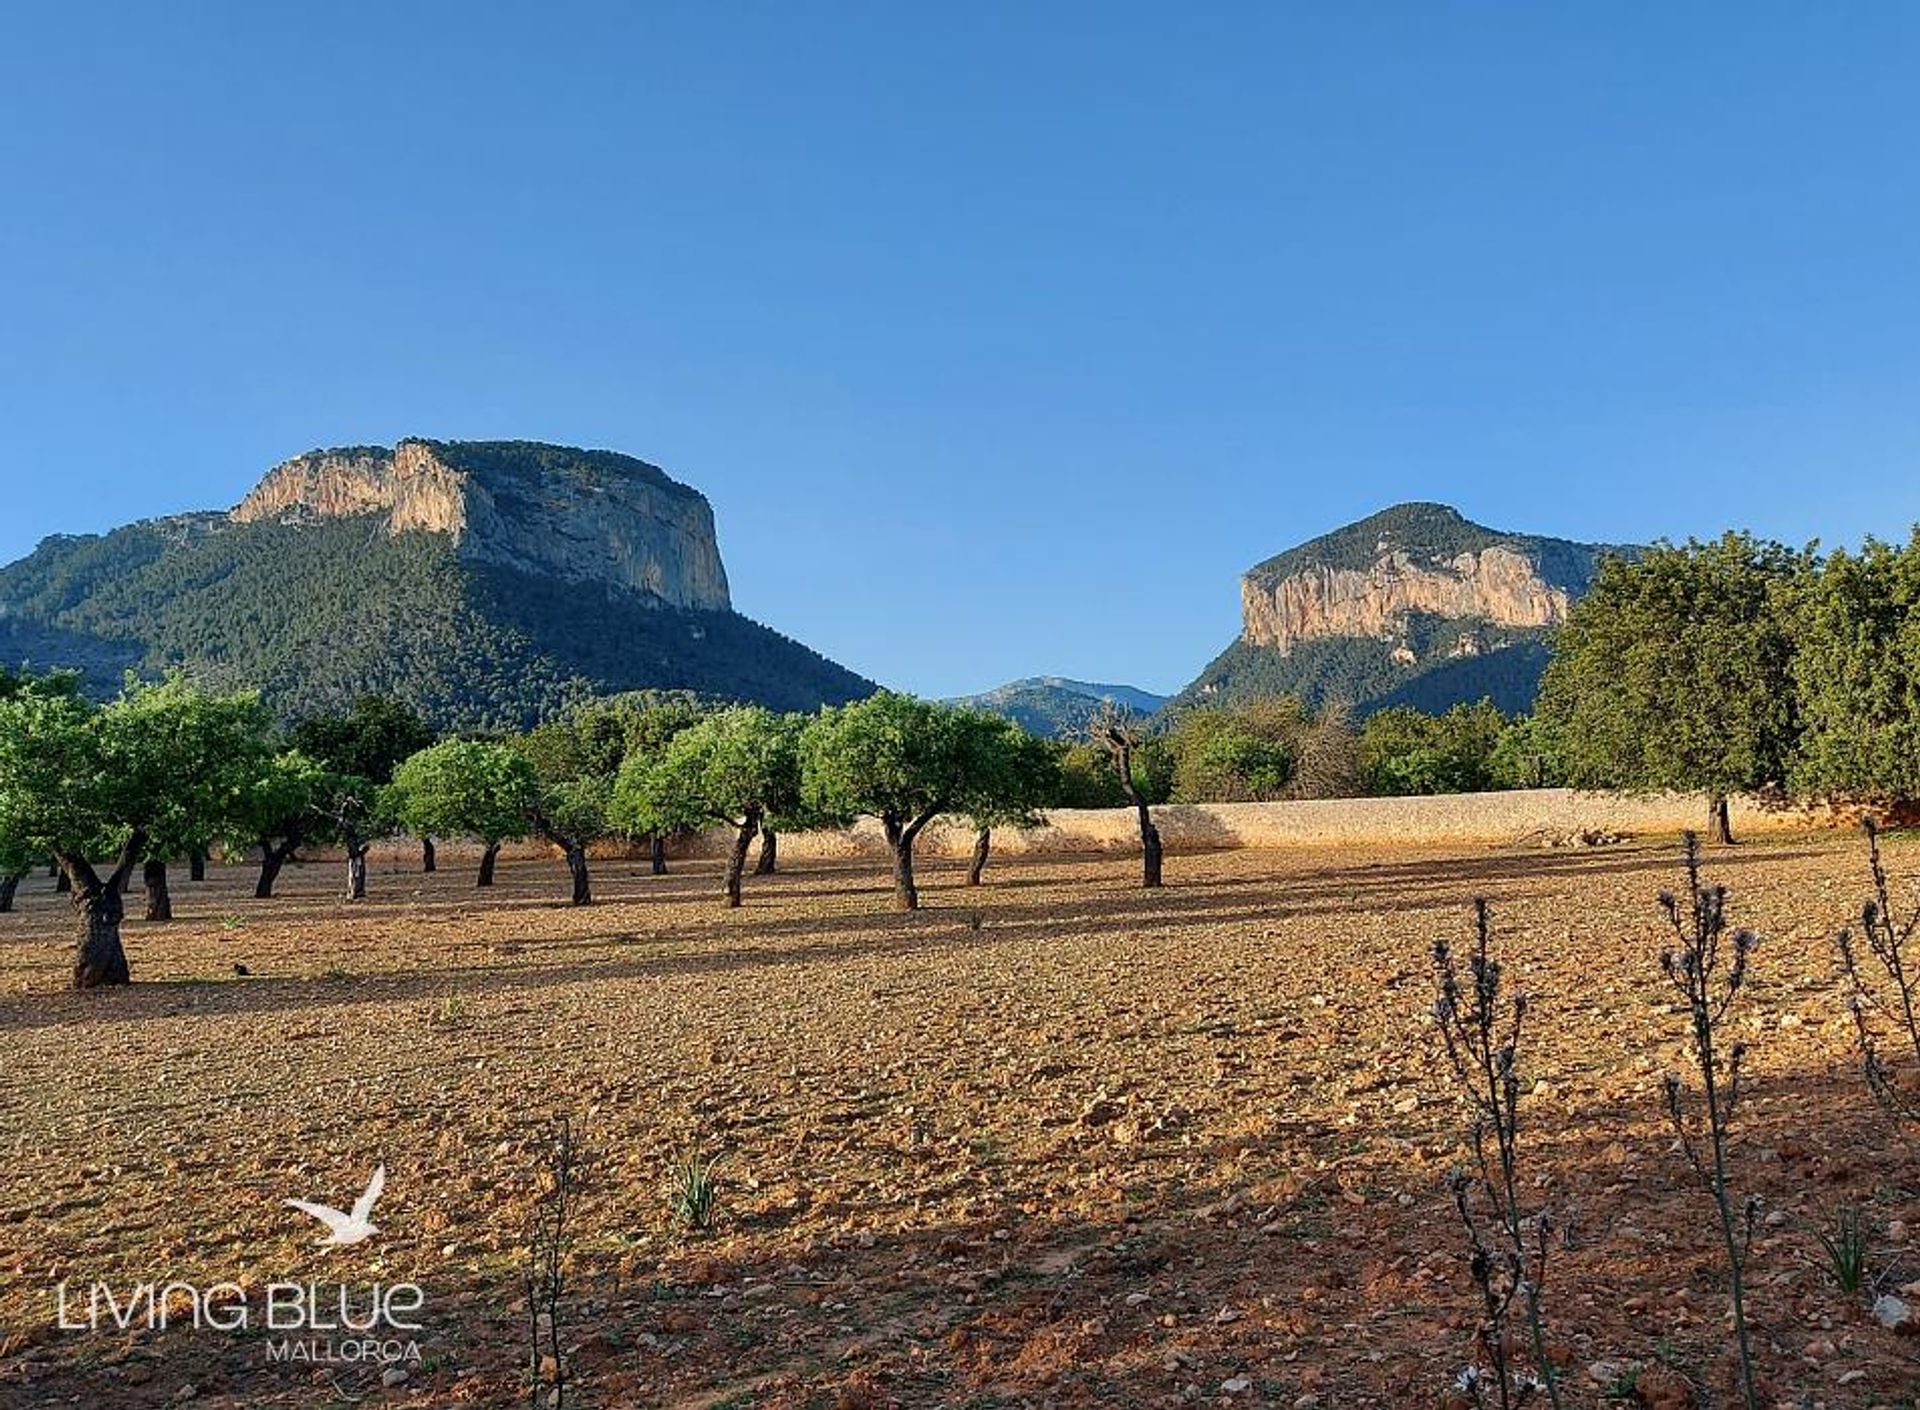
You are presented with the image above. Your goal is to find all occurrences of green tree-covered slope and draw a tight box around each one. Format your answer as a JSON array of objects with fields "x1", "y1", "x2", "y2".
[
  {"x1": 946, "y1": 677, "x2": 1169, "y2": 737},
  {"x1": 0, "y1": 511, "x2": 873, "y2": 731}
]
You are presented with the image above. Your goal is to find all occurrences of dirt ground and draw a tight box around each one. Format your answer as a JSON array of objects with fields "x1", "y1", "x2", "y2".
[{"x1": 1, "y1": 834, "x2": 1917, "y2": 1409}]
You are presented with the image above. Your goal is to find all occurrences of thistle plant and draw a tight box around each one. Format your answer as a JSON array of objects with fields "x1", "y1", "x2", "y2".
[
  {"x1": 1835, "y1": 819, "x2": 1920, "y2": 1137},
  {"x1": 1657, "y1": 833, "x2": 1761, "y2": 1410},
  {"x1": 527, "y1": 1115, "x2": 581, "y2": 1410},
  {"x1": 1432, "y1": 899, "x2": 1562, "y2": 1410}
]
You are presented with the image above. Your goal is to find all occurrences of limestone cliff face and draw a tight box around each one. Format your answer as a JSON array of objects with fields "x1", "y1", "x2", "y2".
[
  {"x1": 1241, "y1": 544, "x2": 1571, "y2": 654},
  {"x1": 1170, "y1": 503, "x2": 1631, "y2": 717},
  {"x1": 232, "y1": 439, "x2": 731, "y2": 610}
]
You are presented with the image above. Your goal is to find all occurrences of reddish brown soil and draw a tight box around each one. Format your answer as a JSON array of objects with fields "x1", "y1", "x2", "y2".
[{"x1": 0, "y1": 836, "x2": 1916, "y2": 1408}]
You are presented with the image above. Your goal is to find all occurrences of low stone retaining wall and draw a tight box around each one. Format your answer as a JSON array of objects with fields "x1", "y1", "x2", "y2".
[
  {"x1": 356, "y1": 789, "x2": 1835, "y2": 868},
  {"x1": 691, "y1": 789, "x2": 1833, "y2": 861}
]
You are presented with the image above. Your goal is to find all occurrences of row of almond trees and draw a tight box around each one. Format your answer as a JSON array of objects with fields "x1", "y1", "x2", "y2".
[{"x1": 0, "y1": 670, "x2": 1133, "y2": 990}]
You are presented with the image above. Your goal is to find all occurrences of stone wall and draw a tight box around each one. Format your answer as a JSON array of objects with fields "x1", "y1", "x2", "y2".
[
  {"x1": 356, "y1": 789, "x2": 1836, "y2": 868},
  {"x1": 663, "y1": 789, "x2": 1837, "y2": 863}
]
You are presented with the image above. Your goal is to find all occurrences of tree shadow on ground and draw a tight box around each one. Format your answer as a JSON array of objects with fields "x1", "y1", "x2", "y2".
[{"x1": 0, "y1": 840, "x2": 1838, "y2": 1035}]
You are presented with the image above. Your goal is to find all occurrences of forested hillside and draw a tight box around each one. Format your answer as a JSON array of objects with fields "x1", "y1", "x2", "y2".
[{"x1": 0, "y1": 512, "x2": 872, "y2": 730}]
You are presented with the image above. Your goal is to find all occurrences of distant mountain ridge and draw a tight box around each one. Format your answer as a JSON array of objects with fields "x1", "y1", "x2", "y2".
[
  {"x1": 1172, "y1": 502, "x2": 1635, "y2": 716},
  {"x1": 0, "y1": 438, "x2": 873, "y2": 730},
  {"x1": 949, "y1": 677, "x2": 1168, "y2": 737}
]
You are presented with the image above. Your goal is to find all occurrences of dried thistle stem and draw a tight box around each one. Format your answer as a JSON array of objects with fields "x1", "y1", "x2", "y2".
[
  {"x1": 1433, "y1": 898, "x2": 1562, "y2": 1410},
  {"x1": 1657, "y1": 833, "x2": 1761, "y2": 1410}
]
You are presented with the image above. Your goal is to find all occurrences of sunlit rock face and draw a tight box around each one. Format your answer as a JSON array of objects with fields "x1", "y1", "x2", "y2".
[
  {"x1": 1241, "y1": 543, "x2": 1571, "y2": 654},
  {"x1": 233, "y1": 438, "x2": 731, "y2": 610},
  {"x1": 1171, "y1": 502, "x2": 1635, "y2": 716}
]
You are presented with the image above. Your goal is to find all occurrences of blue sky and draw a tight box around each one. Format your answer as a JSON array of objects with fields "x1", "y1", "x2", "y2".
[{"x1": 4, "y1": 4, "x2": 1919, "y2": 697}]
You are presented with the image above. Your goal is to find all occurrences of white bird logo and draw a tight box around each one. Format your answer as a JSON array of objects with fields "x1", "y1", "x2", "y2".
[{"x1": 285, "y1": 1165, "x2": 386, "y2": 1246}]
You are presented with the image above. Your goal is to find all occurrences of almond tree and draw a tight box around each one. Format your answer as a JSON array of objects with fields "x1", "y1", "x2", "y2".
[
  {"x1": 317, "y1": 772, "x2": 396, "y2": 902},
  {"x1": 291, "y1": 694, "x2": 433, "y2": 869},
  {"x1": 238, "y1": 749, "x2": 331, "y2": 898},
  {"x1": 107, "y1": 677, "x2": 275, "y2": 921},
  {"x1": 0, "y1": 688, "x2": 133, "y2": 983},
  {"x1": 800, "y1": 693, "x2": 1003, "y2": 910},
  {"x1": 0, "y1": 835, "x2": 29, "y2": 915},
  {"x1": 388, "y1": 740, "x2": 536, "y2": 887},
  {"x1": 516, "y1": 702, "x2": 664, "y2": 905},
  {"x1": 613, "y1": 706, "x2": 801, "y2": 908},
  {"x1": 0, "y1": 676, "x2": 270, "y2": 986},
  {"x1": 1786, "y1": 534, "x2": 1920, "y2": 808},
  {"x1": 612, "y1": 694, "x2": 709, "y2": 874},
  {"x1": 1090, "y1": 701, "x2": 1164, "y2": 887},
  {"x1": 528, "y1": 775, "x2": 612, "y2": 906},
  {"x1": 958, "y1": 715, "x2": 1058, "y2": 886},
  {"x1": 0, "y1": 668, "x2": 79, "y2": 913}
]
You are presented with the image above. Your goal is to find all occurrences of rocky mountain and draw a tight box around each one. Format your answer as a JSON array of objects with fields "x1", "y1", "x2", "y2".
[
  {"x1": 948, "y1": 677, "x2": 1168, "y2": 738},
  {"x1": 232, "y1": 440, "x2": 731, "y2": 608},
  {"x1": 0, "y1": 438, "x2": 873, "y2": 729},
  {"x1": 1171, "y1": 503, "x2": 1632, "y2": 716}
]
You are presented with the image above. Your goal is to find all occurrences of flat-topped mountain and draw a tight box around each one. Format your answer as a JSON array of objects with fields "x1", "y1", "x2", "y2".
[
  {"x1": 0, "y1": 438, "x2": 873, "y2": 729},
  {"x1": 233, "y1": 439, "x2": 731, "y2": 609},
  {"x1": 1173, "y1": 503, "x2": 1633, "y2": 716}
]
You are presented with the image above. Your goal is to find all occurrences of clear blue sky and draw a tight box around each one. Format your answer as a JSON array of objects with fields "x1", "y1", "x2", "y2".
[{"x1": 4, "y1": 5, "x2": 1919, "y2": 698}]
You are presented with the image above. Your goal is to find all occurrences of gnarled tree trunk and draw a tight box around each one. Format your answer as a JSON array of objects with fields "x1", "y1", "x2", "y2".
[
  {"x1": 1708, "y1": 793, "x2": 1734, "y2": 846},
  {"x1": 477, "y1": 841, "x2": 500, "y2": 887},
  {"x1": 63, "y1": 836, "x2": 143, "y2": 988},
  {"x1": 54, "y1": 863, "x2": 71, "y2": 894},
  {"x1": 346, "y1": 844, "x2": 369, "y2": 901},
  {"x1": 142, "y1": 858, "x2": 172, "y2": 922},
  {"x1": 1113, "y1": 746, "x2": 1163, "y2": 888},
  {"x1": 1134, "y1": 800, "x2": 1164, "y2": 888},
  {"x1": 966, "y1": 826, "x2": 991, "y2": 886},
  {"x1": 421, "y1": 836, "x2": 436, "y2": 873},
  {"x1": 886, "y1": 824, "x2": 918, "y2": 911},
  {"x1": 754, "y1": 827, "x2": 778, "y2": 875},
  {"x1": 0, "y1": 868, "x2": 23, "y2": 913},
  {"x1": 882, "y1": 808, "x2": 940, "y2": 911},
  {"x1": 75, "y1": 884, "x2": 131, "y2": 986},
  {"x1": 649, "y1": 833, "x2": 668, "y2": 875},
  {"x1": 724, "y1": 810, "x2": 761, "y2": 908},
  {"x1": 256, "y1": 839, "x2": 296, "y2": 898},
  {"x1": 564, "y1": 842, "x2": 591, "y2": 906},
  {"x1": 188, "y1": 848, "x2": 207, "y2": 882},
  {"x1": 1096, "y1": 717, "x2": 1164, "y2": 889}
]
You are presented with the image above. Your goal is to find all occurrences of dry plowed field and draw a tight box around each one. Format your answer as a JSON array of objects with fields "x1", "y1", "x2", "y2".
[{"x1": 1, "y1": 836, "x2": 1916, "y2": 1407}]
